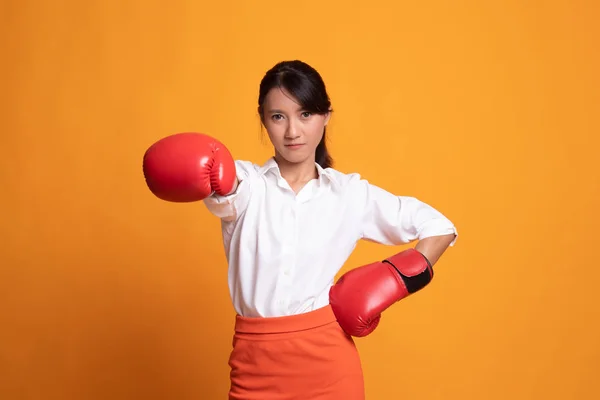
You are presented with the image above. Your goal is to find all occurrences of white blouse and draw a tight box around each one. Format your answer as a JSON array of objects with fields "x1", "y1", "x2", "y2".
[{"x1": 203, "y1": 157, "x2": 458, "y2": 318}]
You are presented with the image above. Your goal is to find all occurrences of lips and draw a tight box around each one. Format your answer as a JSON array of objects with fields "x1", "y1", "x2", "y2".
[{"x1": 285, "y1": 143, "x2": 305, "y2": 148}]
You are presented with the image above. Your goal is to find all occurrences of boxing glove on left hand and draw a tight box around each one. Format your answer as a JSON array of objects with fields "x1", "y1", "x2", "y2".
[
  {"x1": 143, "y1": 132, "x2": 236, "y2": 202},
  {"x1": 329, "y1": 248, "x2": 433, "y2": 337}
]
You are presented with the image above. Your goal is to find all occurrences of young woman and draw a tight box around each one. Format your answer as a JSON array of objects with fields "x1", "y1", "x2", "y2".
[{"x1": 143, "y1": 60, "x2": 457, "y2": 399}]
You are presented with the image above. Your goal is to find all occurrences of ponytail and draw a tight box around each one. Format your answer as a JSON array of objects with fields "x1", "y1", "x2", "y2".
[{"x1": 315, "y1": 128, "x2": 333, "y2": 169}]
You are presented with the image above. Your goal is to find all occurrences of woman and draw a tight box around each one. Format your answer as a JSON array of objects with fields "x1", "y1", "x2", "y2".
[{"x1": 143, "y1": 60, "x2": 457, "y2": 399}]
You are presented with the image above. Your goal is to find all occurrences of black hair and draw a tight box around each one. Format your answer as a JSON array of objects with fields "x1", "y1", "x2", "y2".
[{"x1": 257, "y1": 60, "x2": 333, "y2": 169}]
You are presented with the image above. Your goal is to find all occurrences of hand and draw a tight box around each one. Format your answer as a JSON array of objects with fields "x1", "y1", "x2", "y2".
[{"x1": 143, "y1": 132, "x2": 237, "y2": 202}]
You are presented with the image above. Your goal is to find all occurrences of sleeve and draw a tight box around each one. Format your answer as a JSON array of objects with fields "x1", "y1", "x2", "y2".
[
  {"x1": 202, "y1": 160, "x2": 257, "y2": 222},
  {"x1": 357, "y1": 180, "x2": 458, "y2": 246}
]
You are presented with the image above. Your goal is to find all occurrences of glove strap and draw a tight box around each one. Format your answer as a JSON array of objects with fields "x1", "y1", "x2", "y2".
[{"x1": 382, "y1": 248, "x2": 433, "y2": 294}]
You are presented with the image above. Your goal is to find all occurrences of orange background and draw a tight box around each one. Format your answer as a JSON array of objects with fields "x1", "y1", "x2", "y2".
[{"x1": 1, "y1": 1, "x2": 599, "y2": 399}]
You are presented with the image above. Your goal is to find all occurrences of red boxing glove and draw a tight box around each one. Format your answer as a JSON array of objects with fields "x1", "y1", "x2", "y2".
[
  {"x1": 143, "y1": 132, "x2": 236, "y2": 202},
  {"x1": 329, "y1": 248, "x2": 433, "y2": 337}
]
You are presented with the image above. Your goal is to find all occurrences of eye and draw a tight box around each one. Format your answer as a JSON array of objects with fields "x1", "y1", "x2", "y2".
[
  {"x1": 301, "y1": 111, "x2": 312, "y2": 118},
  {"x1": 271, "y1": 114, "x2": 284, "y2": 121}
]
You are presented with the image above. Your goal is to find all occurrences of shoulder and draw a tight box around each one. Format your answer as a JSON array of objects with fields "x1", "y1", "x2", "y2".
[
  {"x1": 233, "y1": 159, "x2": 261, "y2": 179},
  {"x1": 321, "y1": 167, "x2": 369, "y2": 194},
  {"x1": 322, "y1": 167, "x2": 406, "y2": 204}
]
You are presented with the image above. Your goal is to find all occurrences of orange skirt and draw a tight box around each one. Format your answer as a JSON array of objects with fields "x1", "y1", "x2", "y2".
[{"x1": 227, "y1": 305, "x2": 365, "y2": 400}]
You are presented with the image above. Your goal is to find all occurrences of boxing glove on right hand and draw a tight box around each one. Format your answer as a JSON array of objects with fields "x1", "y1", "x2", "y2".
[{"x1": 143, "y1": 132, "x2": 237, "y2": 202}]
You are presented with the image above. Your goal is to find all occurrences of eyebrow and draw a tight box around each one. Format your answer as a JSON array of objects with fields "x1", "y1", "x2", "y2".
[{"x1": 267, "y1": 108, "x2": 307, "y2": 114}]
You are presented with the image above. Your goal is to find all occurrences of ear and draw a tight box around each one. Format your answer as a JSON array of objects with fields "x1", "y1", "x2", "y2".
[{"x1": 324, "y1": 111, "x2": 331, "y2": 126}]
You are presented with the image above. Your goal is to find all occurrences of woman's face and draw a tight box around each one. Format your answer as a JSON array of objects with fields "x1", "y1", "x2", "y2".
[{"x1": 261, "y1": 87, "x2": 330, "y2": 165}]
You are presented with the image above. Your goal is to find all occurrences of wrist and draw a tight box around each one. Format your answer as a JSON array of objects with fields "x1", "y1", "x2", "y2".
[{"x1": 383, "y1": 248, "x2": 433, "y2": 295}]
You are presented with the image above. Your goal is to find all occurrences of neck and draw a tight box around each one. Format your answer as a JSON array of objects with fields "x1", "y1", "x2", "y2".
[{"x1": 274, "y1": 155, "x2": 318, "y2": 183}]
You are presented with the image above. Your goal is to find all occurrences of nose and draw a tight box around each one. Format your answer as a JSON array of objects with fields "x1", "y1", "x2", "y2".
[{"x1": 285, "y1": 119, "x2": 301, "y2": 140}]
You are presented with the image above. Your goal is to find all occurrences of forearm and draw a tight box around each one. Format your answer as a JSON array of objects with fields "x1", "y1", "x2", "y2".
[{"x1": 415, "y1": 234, "x2": 456, "y2": 267}]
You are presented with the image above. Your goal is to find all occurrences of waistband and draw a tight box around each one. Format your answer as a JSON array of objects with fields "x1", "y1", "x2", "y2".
[{"x1": 234, "y1": 305, "x2": 337, "y2": 334}]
